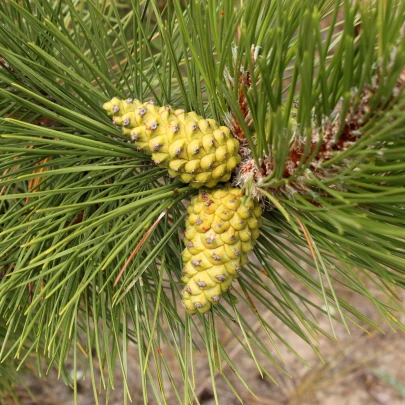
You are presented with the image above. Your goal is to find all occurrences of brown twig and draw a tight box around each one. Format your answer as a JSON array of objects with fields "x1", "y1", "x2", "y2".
[
  {"x1": 0, "y1": 167, "x2": 11, "y2": 197},
  {"x1": 294, "y1": 216, "x2": 317, "y2": 262},
  {"x1": 0, "y1": 56, "x2": 15, "y2": 73},
  {"x1": 113, "y1": 210, "x2": 167, "y2": 286},
  {"x1": 3, "y1": 112, "x2": 62, "y2": 128},
  {"x1": 26, "y1": 157, "x2": 51, "y2": 204}
]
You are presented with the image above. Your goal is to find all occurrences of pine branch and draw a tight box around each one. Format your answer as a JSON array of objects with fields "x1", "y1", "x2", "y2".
[{"x1": 0, "y1": 1, "x2": 405, "y2": 404}]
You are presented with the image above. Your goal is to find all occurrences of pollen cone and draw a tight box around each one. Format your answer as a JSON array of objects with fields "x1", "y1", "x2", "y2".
[
  {"x1": 181, "y1": 186, "x2": 262, "y2": 314},
  {"x1": 103, "y1": 98, "x2": 241, "y2": 188}
]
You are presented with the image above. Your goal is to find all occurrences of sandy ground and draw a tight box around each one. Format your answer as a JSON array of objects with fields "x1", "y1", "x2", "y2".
[
  {"x1": 12, "y1": 330, "x2": 405, "y2": 405},
  {"x1": 6, "y1": 261, "x2": 405, "y2": 405}
]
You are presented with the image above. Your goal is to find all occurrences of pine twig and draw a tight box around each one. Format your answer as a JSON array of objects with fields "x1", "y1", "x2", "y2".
[{"x1": 113, "y1": 210, "x2": 167, "y2": 286}]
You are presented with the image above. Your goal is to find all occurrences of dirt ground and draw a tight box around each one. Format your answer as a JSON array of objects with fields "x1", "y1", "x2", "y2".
[{"x1": 6, "y1": 261, "x2": 405, "y2": 405}]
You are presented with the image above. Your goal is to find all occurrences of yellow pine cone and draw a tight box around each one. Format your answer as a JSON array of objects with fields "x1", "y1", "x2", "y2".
[
  {"x1": 181, "y1": 186, "x2": 262, "y2": 314},
  {"x1": 103, "y1": 97, "x2": 241, "y2": 188}
]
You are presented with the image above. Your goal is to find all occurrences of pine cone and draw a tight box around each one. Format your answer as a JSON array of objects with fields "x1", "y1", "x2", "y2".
[
  {"x1": 181, "y1": 186, "x2": 262, "y2": 314},
  {"x1": 103, "y1": 98, "x2": 241, "y2": 188}
]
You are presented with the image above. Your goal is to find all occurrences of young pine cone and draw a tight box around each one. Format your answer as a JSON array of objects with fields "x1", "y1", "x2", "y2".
[
  {"x1": 103, "y1": 97, "x2": 241, "y2": 188},
  {"x1": 181, "y1": 186, "x2": 262, "y2": 314}
]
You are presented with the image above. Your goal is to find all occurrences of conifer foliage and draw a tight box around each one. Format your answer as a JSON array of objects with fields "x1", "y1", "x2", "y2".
[{"x1": 1, "y1": 0, "x2": 405, "y2": 403}]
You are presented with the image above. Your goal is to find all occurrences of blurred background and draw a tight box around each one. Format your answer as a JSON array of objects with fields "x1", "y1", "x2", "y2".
[{"x1": 6, "y1": 263, "x2": 405, "y2": 405}]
